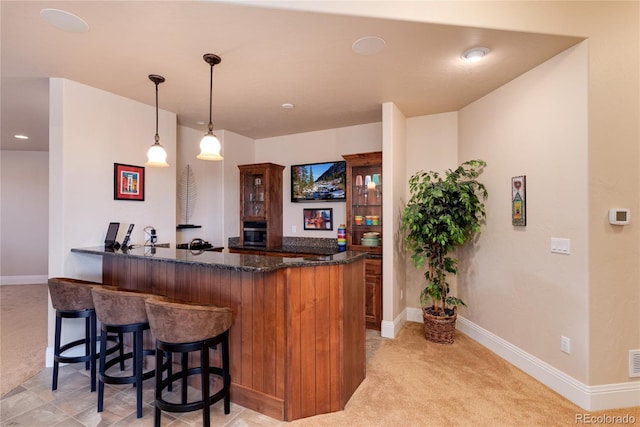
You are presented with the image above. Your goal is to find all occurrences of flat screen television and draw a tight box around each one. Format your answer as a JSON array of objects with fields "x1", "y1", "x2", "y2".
[{"x1": 291, "y1": 160, "x2": 346, "y2": 202}]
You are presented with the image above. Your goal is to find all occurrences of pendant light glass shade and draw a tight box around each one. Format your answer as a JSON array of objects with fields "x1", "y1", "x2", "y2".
[
  {"x1": 197, "y1": 131, "x2": 223, "y2": 160},
  {"x1": 198, "y1": 53, "x2": 223, "y2": 161},
  {"x1": 146, "y1": 142, "x2": 169, "y2": 167},
  {"x1": 145, "y1": 74, "x2": 169, "y2": 167}
]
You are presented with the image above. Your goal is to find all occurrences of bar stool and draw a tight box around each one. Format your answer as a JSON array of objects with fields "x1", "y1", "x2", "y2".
[
  {"x1": 91, "y1": 287, "x2": 163, "y2": 418},
  {"x1": 145, "y1": 296, "x2": 233, "y2": 427},
  {"x1": 48, "y1": 277, "x2": 123, "y2": 392}
]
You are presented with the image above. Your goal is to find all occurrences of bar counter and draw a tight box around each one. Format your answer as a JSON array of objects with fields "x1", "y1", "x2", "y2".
[
  {"x1": 72, "y1": 246, "x2": 367, "y2": 421},
  {"x1": 72, "y1": 245, "x2": 359, "y2": 271}
]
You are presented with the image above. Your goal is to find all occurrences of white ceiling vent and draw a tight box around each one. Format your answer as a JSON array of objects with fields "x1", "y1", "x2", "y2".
[{"x1": 630, "y1": 350, "x2": 640, "y2": 378}]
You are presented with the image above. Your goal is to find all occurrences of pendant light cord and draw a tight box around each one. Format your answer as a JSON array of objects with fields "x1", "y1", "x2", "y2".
[
  {"x1": 155, "y1": 80, "x2": 160, "y2": 143},
  {"x1": 208, "y1": 63, "x2": 214, "y2": 132}
]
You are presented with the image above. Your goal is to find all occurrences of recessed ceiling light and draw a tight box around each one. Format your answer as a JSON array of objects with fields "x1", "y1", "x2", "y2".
[
  {"x1": 281, "y1": 103, "x2": 295, "y2": 110},
  {"x1": 462, "y1": 47, "x2": 490, "y2": 62},
  {"x1": 40, "y1": 8, "x2": 89, "y2": 33},
  {"x1": 352, "y1": 36, "x2": 386, "y2": 56},
  {"x1": 14, "y1": 134, "x2": 29, "y2": 140}
]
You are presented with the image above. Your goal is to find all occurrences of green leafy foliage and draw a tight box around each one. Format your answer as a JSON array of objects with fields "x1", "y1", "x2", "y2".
[{"x1": 402, "y1": 160, "x2": 488, "y2": 316}]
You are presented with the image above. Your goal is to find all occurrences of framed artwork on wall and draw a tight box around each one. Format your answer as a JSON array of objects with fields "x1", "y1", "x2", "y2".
[
  {"x1": 114, "y1": 163, "x2": 145, "y2": 201},
  {"x1": 303, "y1": 208, "x2": 333, "y2": 230},
  {"x1": 512, "y1": 175, "x2": 526, "y2": 226}
]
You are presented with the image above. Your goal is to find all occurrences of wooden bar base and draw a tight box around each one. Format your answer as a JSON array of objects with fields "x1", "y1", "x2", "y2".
[{"x1": 101, "y1": 254, "x2": 365, "y2": 421}]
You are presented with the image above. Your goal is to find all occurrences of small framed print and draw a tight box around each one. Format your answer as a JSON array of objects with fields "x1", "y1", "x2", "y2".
[
  {"x1": 512, "y1": 175, "x2": 526, "y2": 226},
  {"x1": 114, "y1": 163, "x2": 145, "y2": 201},
  {"x1": 303, "y1": 208, "x2": 333, "y2": 230}
]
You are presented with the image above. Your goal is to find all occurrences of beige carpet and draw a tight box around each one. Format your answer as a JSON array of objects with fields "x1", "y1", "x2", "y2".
[
  {"x1": 0, "y1": 283, "x2": 48, "y2": 397},
  {"x1": 291, "y1": 323, "x2": 640, "y2": 427}
]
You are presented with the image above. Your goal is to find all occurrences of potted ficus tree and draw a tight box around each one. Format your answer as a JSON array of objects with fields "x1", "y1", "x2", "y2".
[{"x1": 401, "y1": 160, "x2": 488, "y2": 344}]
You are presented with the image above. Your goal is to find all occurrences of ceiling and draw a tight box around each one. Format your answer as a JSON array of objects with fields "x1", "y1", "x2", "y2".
[{"x1": 1, "y1": 1, "x2": 583, "y2": 152}]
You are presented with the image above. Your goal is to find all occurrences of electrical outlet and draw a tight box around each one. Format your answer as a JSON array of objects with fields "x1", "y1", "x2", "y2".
[
  {"x1": 561, "y1": 336, "x2": 571, "y2": 354},
  {"x1": 292, "y1": 225, "x2": 297, "y2": 234}
]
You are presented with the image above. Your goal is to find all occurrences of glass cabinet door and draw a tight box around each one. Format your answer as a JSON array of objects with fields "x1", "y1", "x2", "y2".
[
  {"x1": 350, "y1": 164, "x2": 382, "y2": 250},
  {"x1": 343, "y1": 152, "x2": 383, "y2": 254},
  {"x1": 242, "y1": 172, "x2": 266, "y2": 220}
]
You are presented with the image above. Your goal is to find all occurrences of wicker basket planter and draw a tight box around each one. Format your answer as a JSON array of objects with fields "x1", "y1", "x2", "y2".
[{"x1": 422, "y1": 307, "x2": 457, "y2": 344}]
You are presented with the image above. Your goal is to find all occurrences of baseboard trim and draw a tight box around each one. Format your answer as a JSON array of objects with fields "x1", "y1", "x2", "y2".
[
  {"x1": 0, "y1": 275, "x2": 48, "y2": 285},
  {"x1": 405, "y1": 307, "x2": 640, "y2": 411},
  {"x1": 381, "y1": 309, "x2": 407, "y2": 338},
  {"x1": 45, "y1": 347, "x2": 54, "y2": 368}
]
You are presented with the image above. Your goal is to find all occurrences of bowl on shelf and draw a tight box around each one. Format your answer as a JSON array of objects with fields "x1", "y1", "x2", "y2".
[{"x1": 361, "y1": 232, "x2": 380, "y2": 247}]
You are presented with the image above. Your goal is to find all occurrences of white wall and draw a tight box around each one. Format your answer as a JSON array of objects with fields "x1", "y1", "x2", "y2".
[
  {"x1": 47, "y1": 78, "x2": 177, "y2": 362},
  {"x1": 457, "y1": 43, "x2": 589, "y2": 381},
  {"x1": 175, "y1": 125, "x2": 226, "y2": 247},
  {"x1": 403, "y1": 112, "x2": 459, "y2": 312},
  {"x1": 381, "y1": 103, "x2": 407, "y2": 337},
  {"x1": 0, "y1": 151, "x2": 49, "y2": 284},
  {"x1": 255, "y1": 123, "x2": 382, "y2": 237},
  {"x1": 221, "y1": 130, "x2": 256, "y2": 244},
  {"x1": 174, "y1": 126, "x2": 257, "y2": 248}
]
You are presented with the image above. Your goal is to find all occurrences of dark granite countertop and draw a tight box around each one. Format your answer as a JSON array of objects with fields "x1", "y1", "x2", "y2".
[
  {"x1": 227, "y1": 243, "x2": 338, "y2": 256},
  {"x1": 227, "y1": 236, "x2": 339, "y2": 256},
  {"x1": 71, "y1": 246, "x2": 367, "y2": 273},
  {"x1": 227, "y1": 236, "x2": 381, "y2": 259}
]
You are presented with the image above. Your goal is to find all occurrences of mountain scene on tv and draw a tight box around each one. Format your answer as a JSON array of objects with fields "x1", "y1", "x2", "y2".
[{"x1": 291, "y1": 161, "x2": 346, "y2": 201}]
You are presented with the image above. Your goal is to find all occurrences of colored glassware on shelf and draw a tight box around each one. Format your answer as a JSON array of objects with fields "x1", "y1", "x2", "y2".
[{"x1": 337, "y1": 224, "x2": 347, "y2": 252}]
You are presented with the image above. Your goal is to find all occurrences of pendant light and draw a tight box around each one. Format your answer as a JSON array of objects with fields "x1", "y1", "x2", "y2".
[
  {"x1": 146, "y1": 74, "x2": 169, "y2": 167},
  {"x1": 197, "y1": 53, "x2": 223, "y2": 161}
]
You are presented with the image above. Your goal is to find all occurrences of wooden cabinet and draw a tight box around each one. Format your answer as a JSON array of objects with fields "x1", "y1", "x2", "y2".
[
  {"x1": 365, "y1": 258, "x2": 382, "y2": 327},
  {"x1": 343, "y1": 151, "x2": 382, "y2": 329},
  {"x1": 238, "y1": 163, "x2": 285, "y2": 249}
]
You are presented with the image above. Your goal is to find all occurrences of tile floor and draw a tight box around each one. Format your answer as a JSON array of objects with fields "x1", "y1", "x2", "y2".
[{"x1": 1, "y1": 330, "x2": 385, "y2": 426}]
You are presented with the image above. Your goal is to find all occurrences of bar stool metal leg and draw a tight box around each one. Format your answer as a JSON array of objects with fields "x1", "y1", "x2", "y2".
[
  {"x1": 52, "y1": 314, "x2": 62, "y2": 391},
  {"x1": 201, "y1": 345, "x2": 210, "y2": 427},
  {"x1": 222, "y1": 332, "x2": 231, "y2": 414},
  {"x1": 52, "y1": 309, "x2": 96, "y2": 392}
]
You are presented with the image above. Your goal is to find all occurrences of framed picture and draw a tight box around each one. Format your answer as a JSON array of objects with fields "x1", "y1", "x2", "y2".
[
  {"x1": 303, "y1": 208, "x2": 333, "y2": 230},
  {"x1": 114, "y1": 163, "x2": 145, "y2": 201},
  {"x1": 512, "y1": 175, "x2": 526, "y2": 226}
]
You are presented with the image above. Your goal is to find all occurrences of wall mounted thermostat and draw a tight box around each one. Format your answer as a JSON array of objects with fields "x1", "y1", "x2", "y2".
[{"x1": 609, "y1": 208, "x2": 630, "y2": 225}]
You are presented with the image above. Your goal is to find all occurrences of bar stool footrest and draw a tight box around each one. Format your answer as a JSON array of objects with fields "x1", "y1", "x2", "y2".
[{"x1": 156, "y1": 368, "x2": 227, "y2": 414}]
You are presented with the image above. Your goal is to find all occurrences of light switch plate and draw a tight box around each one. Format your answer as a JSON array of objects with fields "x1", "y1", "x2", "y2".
[{"x1": 551, "y1": 238, "x2": 571, "y2": 254}]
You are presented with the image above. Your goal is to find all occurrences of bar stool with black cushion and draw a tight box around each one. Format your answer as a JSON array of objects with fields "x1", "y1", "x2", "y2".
[
  {"x1": 48, "y1": 277, "x2": 123, "y2": 392},
  {"x1": 145, "y1": 297, "x2": 233, "y2": 427},
  {"x1": 91, "y1": 287, "x2": 168, "y2": 419}
]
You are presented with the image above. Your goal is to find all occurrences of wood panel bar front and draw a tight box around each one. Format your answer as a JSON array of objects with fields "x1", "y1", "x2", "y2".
[{"x1": 100, "y1": 253, "x2": 365, "y2": 421}]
